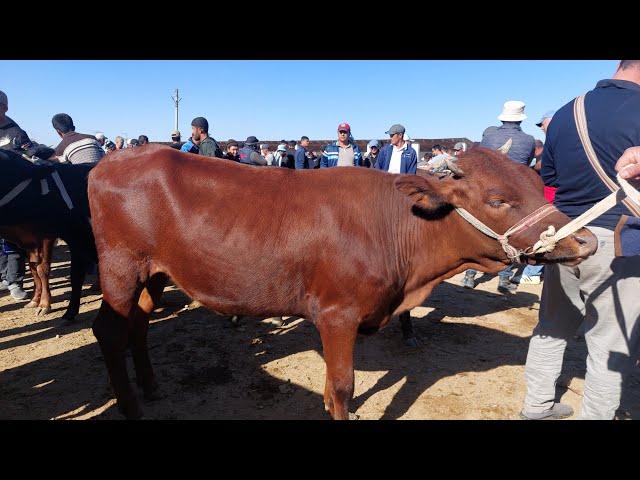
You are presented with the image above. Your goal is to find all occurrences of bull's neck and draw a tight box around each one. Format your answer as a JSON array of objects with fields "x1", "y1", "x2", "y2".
[{"x1": 395, "y1": 207, "x2": 506, "y2": 312}]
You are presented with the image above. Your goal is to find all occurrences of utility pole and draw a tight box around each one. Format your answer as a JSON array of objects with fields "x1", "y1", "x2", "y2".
[{"x1": 171, "y1": 88, "x2": 181, "y2": 132}]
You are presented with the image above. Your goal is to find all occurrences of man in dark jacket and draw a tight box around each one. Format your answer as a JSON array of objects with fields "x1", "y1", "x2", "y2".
[
  {"x1": 294, "y1": 136, "x2": 312, "y2": 169},
  {"x1": 223, "y1": 140, "x2": 240, "y2": 161},
  {"x1": 373, "y1": 124, "x2": 417, "y2": 174},
  {"x1": 0, "y1": 90, "x2": 28, "y2": 301},
  {"x1": 169, "y1": 130, "x2": 182, "y2": 150},
  {"x1": 191, "y1": 117, "x2": 223, "y2": 158},
  {"x1": 0, "y1": 90, "x2": 31, "y2": 154},
  {"x1": 374, "y1": 123, "x2": 419, "y2": 347},
  {"x1": 238, "y1": 136, "x2": 267, "y2": 166}
]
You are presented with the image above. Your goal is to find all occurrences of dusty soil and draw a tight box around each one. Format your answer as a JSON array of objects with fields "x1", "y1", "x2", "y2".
[{"x1": 1, "y1": 245, "x2": 638, "y2": 420}]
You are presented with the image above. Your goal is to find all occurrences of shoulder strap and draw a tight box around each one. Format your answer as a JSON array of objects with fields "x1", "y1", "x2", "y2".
[{"x1": 573, "y1": 94, "x2": 640, "y2": 217}]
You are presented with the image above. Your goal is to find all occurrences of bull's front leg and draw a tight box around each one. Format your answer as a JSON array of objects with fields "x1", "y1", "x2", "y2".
[
  {"x1": 317, "y1": 314, "x2": 359, "y2": 420},
  {"x1": 25, "y1": 258, "x2": 42, "y2": 309},
  {"x1": 35, "y1": 238, "x2": 54, "y2": 316}
]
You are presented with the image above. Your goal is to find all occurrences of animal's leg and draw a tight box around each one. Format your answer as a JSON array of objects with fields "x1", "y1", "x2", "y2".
[
  {"x1": 61, "y1": 248, "x2": 89, "y2": 322},
  {"x1": 130, "y1": 273, "x2": 168, "y2": 400},
  {"x1": 92, "y1": 254, "x2": 145, "y2": 419},
  {"x1": 399, "y1": 311, "x2": 420, "y2": 347},
  {"x1": 317, "y1": 314, "x2": 359, "y2": 420},
  {"x1": 25, "y1": 256, "x2": 41, "y2": 309},
  {"x1": 93, "y1": 302, "x2": 142, "y2": 419},
  {"x1": 35, "y1": 238, "x2": 53, "y2": 315}
]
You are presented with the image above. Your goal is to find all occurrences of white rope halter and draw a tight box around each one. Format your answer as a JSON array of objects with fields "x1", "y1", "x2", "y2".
[{"x1": 454, "y1": 173, "x2": 640, "y2": 262}]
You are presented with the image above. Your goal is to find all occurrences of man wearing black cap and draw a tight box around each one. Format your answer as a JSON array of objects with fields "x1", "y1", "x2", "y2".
[
  {"x1": 238, "y1": 136, "x2": 267, "y2": 166},
  {"x1": 191, "y1": 117, "x2": 222, "y2": 158}
]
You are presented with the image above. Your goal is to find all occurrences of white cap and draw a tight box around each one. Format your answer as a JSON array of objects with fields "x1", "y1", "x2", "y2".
[{"x1": 95, "y1": 132, "x2": 105, "y2": 140}]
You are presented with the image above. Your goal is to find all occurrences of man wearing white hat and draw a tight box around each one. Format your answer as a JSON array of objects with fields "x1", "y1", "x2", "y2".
[
  {"x1": 462, "y1": 100, "x2": 536, "y2": 293},
  {"x1": 481, "y1": 100, "x2": 536, "y2": 166}
]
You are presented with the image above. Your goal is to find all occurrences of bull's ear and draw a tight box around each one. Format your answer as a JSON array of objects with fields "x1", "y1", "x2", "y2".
[{"x1": 394, "y1": 175, "x2": 455, "y2": 214}]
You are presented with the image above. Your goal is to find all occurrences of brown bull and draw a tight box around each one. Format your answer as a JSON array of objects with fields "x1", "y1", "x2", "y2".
[{"x1": 88, "y1": 145, "x2": 597, "y2": 420}]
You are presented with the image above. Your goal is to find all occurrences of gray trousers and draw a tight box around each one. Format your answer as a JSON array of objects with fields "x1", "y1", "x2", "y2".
[
  {"x1": 523, "y1": 227, "x2": 640, "y2": 419},
  {"x1": 0, "y1": 250, "x2": 25, "y2": 285}
]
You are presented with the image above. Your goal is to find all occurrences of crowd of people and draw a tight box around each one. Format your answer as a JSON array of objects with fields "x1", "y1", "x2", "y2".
[{"x1": 1, "y1": 59, "x2": 640, "y2": 420}]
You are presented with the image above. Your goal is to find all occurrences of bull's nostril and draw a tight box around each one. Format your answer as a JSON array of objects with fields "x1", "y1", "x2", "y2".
[{"x1": 572, "y1": 235, "x2": 587, "y2": 245}]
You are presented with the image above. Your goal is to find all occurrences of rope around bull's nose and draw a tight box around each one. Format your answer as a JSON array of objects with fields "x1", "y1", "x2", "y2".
[{"x1": 455, "y1": 173, "x2": 640, "y2": 262}]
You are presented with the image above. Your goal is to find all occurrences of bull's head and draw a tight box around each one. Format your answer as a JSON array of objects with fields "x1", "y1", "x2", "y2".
[{"x1": 395, "y1": 147, "x2": 597, "y2": 267}]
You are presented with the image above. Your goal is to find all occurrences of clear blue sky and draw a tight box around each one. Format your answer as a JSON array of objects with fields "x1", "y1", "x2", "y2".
[{"x1": 1, "y1": 60, "x2": 619, "y2": 147}]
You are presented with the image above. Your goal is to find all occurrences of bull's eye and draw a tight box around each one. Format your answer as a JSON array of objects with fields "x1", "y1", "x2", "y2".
[{"x1": 488, "y1": 199, "x2": 505, "y2": 208}]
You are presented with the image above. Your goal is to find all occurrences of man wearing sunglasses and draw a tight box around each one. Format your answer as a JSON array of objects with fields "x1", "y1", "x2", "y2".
[{"x1": 320, "y1": 122, "x2": 363, "y2": 168}]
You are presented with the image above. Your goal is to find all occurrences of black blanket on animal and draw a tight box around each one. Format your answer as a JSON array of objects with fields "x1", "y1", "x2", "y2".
[{"x1": 0, "y1": 149, "x2": 95, "y2": 256}]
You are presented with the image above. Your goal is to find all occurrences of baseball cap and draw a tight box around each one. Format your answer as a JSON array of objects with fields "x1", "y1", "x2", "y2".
[
  {"x1": 95, "y1": 132, "x2": 105, "y2": 140},
  {"x1": 337, "y1": 122, "x2": 351, "y2": 132},
  {"x1": 453, "y1": 142, "x2": 467, "y2": 151},
  {"x1": 368, "y1": 140, "x2": 380, "y2": 148},
  {"x1": 277, "y1": 144, "x2": 287, "y2": 152},
  {"x1": 536, "y1": 110, "x2": 556, "y2": 127},
  {"x1": 260, "y1": 143, "x2": 269, "y2": 150},
  {"x1": 385, "y1": 124, "x2": 406, "y2": 135},
  {"x1": 191, "y1": 117, "x2": 209, "y2": 132},
  {"x1": 171, "y1": 129, "x2": 181, "y2": 137}
]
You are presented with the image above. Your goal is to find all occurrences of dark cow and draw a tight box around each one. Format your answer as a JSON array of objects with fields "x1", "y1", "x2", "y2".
[
  {"x1": 88, "y1": 145, "x2": 597, "y2": 420},
  {"x1": 0, "y1": 149, "x2": 97, "y2": 322}
]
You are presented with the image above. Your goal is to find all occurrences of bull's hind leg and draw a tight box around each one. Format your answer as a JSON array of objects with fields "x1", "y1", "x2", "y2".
[
  {"x1": 130, "y1": 273, "x2": 168, "y2": 401},
  {"x1": 93, "y1": 301, "x2": 142, "y2": 419},
  {"x1": 317, "y1": 313, "x2": 359, "y2": 420},
  {"x1": 92, "y1": 257, "x2": 145, "y2": 419}
]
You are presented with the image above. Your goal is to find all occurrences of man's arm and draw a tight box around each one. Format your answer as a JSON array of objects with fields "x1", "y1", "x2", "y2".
[
  {"x1": 540, "y1": 139, "x2": 557, "y2": 187},
  {"x1": 250, "y1": 151, "x2": 267, "y2": 166}
]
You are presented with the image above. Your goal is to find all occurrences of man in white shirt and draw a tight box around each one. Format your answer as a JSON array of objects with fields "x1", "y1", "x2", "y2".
[{"x1": 373, "y1": 124, "x2": 419, "y2": 346}]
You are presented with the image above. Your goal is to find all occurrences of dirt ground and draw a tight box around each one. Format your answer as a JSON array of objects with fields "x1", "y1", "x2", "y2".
[{"x1": 1, "y1": 245, "x2": 638, "y2": 420}]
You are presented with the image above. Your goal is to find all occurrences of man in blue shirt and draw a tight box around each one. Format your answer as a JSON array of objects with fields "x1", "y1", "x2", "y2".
[{"x1": 521, "y1": 61, "x2": 640, "y2": 420}]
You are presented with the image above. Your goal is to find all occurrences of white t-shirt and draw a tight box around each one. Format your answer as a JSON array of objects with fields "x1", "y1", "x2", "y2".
[{"x1": 388, "y1": 142, "x2": 407, "y2": 174}]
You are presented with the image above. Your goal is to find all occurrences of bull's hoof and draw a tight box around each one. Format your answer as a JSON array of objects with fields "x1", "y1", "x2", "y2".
[
  {"x1": 36, "y1": 306, "x2": 52, "y2": 316},
  {"x1": 403, "y1": 336, "x2": 421, "y2": 348},
  {"x1": 25, "y1": 301, "x2": 39, "y2": 309}
]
